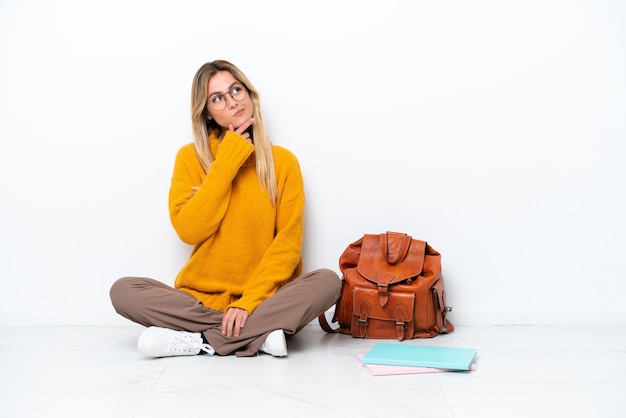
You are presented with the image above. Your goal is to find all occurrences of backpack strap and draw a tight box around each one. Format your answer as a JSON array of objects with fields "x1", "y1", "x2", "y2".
[
  {"x1": 356, "y1": 300, "x2": 371, "y2": 338},
  {"x1": 318, "y1": 311, "x2": 338, "y2": 333},
  {"x1": 393, "y1": 304, "x2": 409, "y2": 341}
]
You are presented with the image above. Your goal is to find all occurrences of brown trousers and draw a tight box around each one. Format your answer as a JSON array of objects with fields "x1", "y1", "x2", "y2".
[{"x1": 110, "y1": 268, "x2": 341, "y2": 357}]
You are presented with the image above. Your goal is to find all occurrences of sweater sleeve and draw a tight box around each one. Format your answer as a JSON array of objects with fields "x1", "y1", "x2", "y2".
[
  {"x1": 169, "y1": 132, "x2": 254, "y2": 245},
  {"x1": 226, "y1": 147, "x2": 305, "y2": 314}
]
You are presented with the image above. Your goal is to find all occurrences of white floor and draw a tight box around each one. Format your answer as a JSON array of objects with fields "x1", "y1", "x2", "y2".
[{"x1": 1, "y1": 323, "x2": 625, "y2": 418}]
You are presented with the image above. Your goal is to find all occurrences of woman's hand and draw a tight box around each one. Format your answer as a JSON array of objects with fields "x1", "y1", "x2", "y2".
[
  {"x1": 221, "y1": 307, "x2": 249, "y2": 337},
  {"x1": 228, "y1": 117, "x2": 254, "y2": 142}
]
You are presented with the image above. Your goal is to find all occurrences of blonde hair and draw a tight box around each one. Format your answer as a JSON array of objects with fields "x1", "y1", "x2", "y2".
[{"x1": 190, "y1": 60, "x2": 277, "y2": 204}]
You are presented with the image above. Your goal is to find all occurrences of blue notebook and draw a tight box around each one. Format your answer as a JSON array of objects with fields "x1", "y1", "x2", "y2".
[{"x1": 361, "y1": 343, "x2": 477, "y2": 371}]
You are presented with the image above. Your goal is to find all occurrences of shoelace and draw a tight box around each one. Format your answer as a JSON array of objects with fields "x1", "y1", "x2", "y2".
[{"x1": 169, "y1": 333, "x2": 215, "y2": 355}]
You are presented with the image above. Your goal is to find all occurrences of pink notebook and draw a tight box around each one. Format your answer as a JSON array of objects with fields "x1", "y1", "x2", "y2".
[{"x1": 356, "y1": 353, "x2": 477, "y2": 376}]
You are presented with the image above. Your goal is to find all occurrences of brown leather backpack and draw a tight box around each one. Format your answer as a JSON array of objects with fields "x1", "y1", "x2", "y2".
[{"x1": 319, "y1": 231, "x2": 454, "y2": 340}]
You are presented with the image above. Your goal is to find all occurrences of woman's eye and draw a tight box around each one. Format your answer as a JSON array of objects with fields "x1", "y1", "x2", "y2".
[
  {"x1": 231, "y1": 86, "x2": 242, "y2": 95},
  {"x1": 211, "y1": 95, "x2": 223, "y2": 103}
]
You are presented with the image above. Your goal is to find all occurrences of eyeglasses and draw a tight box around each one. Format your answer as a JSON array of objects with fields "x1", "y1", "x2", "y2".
[{"x1": 207, "y1": 83, "x2": 248, "y2": 112}]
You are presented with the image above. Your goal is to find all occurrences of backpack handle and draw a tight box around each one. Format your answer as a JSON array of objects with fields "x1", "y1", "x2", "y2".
[{"x1": 381, "y1": 231, "x2": 412, "y2": 265}]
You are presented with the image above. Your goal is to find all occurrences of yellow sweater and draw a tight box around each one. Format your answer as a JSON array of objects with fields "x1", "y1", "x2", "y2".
[{"x1": 168, "y1": 131, "x2": 304, "y2": 314}]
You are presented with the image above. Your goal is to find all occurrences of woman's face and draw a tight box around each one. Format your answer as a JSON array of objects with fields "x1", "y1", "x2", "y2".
[{"x1": 206, "y1": 71, "x2": 254, "y2": 130}]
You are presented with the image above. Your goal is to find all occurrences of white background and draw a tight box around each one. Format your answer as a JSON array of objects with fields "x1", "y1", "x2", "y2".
[{"x1": 1, "y1": 0, "x2": 624, "y2": 326}]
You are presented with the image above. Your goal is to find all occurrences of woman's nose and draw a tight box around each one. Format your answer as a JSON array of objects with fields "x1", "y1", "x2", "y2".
[{"x1": 225, "y1": 93, "x2": 238, "y2": 108}]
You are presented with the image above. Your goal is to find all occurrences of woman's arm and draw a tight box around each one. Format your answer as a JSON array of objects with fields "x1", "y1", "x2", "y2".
[{"x1": 168, "y1": 132, "x2": 254, "y2": 245}]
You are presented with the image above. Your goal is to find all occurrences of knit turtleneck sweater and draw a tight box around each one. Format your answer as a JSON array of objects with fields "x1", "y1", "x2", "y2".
[{"x1": 168, "y1": 131, "x2": 304, "y2": 314}]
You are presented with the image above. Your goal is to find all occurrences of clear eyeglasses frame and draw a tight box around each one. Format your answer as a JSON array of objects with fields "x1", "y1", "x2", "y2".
[{"x1": 207, "y1": 83, "x2": 248, "y2": 112}]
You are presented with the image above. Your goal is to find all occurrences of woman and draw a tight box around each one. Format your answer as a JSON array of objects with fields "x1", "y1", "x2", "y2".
[{"x1": 110, "y1": 60, "x2": 341, "y2": 358}]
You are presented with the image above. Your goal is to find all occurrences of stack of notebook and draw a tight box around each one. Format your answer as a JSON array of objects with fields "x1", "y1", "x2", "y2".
[{"x1": 357, "y1": 343, "x2": 478, "y2": 376}]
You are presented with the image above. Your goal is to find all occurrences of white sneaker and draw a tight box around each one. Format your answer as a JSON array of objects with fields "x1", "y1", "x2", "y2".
[
  {"x1": 137, "y1": 326, "x2": 215, "y2": 357},
  {"x1": 259, "y1": 329, "x2": 288, "y2": 357}
]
